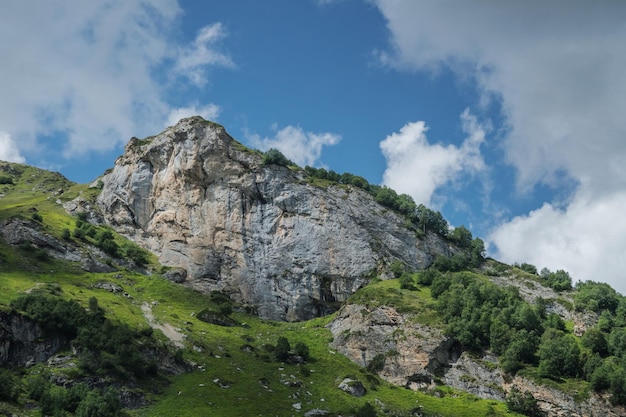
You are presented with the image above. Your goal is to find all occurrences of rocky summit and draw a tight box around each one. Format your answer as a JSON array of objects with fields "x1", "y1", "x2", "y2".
[{"x1": 97, "y1": 117, "x2": 454, "y2": 321}]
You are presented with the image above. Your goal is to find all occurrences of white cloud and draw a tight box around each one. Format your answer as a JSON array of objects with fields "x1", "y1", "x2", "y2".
[
  {"x1": 372, "y1": 0, "x2": 626, "y2": 292},
  {"x1": 0, "y1": 132, "x2": 25, "y2": 163},
  {"x1": 380, "y1": 109, "x2": 486, "y2": 206},
  {"x1": 0, "y1": 1, "x2": 231, "y2": 162},
  {"x1": 247, "y1": 125, "x2": 341, "y2": 167},
  {"x1": 174, "y1": 23, "x2": 234, "y2": 87},
  {"x1": 488, "y1": 188, "x2": 626, "y2": 294},
  {"x1": 166, "y1": 104, "x2": 221, "y2": 127}
]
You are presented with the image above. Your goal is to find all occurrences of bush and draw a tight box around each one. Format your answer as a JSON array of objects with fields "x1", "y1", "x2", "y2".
[
  {"x1": 506, "y1": 387, "x2": 545, "y2": 416},
  {"x1": 519, "y1": 263, "x2": 538, "y2": 275},
  {"x1": 538, "y1": 329, "x2": 580, "y2": 378},
  {"x1": 123, "y1": 243, "x2": 150, "y2": 266},
  {"x1": 0, "y1": 369, "x2": 18, "y2": 401},
  {"x1": 399, "y1": 272, "x2": 417, "y2": 290},
  {"x1": 367, "y1": 353, "x2": 386, "y2": 373},
  {"x1": 0, "y1": 174, "x2": 14, "y2": 184},
  {"x1": 275, "y1": 336, "x2": 291, "y2": 361},
  {"x1": 263, "y1": 148, "x2": 292, "y2": 166},
  {"x1": 539, "y1": 269, "x2": 572, "y2": 292},
  {"x1": 355, "y1": 402, "x2": 377, "y2": 417},
  {"x1": 575, "y1": 281, "x2": 620, "y2": 313},
  {"x1": 294, "y1": 342, "x2": 310, "y2": 361},
  {"x1": 32, "y1": 212, "x2": 43, "y2": 222}
]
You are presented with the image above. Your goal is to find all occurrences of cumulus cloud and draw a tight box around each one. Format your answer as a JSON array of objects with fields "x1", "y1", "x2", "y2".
[
  {"x1": 380, "y1": 109, "x2": 486, "y2": 206},
  {"x1": 488, "y1": 188, "x2": 626, "y2": 294},
  {"x1": 246, "y1": 125, "x2": 341, "y2": 167},
  {"x1": 0, "y1": 132, "x2": 25, "y2": 163},
  {"x1": 372, "y1": 0, "x2": 626, "y2": 291},
  {"x1": 0, "y1": 1, "x2": 231, "y2": 162},
  {"x1": 166, "y1": 104, "x2": 221, "y2": 127},
  {"x1": 174, "y1": 23, "x2": 234, "y2": 86}
]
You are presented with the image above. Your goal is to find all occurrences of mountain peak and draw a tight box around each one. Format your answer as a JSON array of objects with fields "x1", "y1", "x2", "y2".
[{"x1": 97, "y1": 122, "x2": 455, "y2": 321}]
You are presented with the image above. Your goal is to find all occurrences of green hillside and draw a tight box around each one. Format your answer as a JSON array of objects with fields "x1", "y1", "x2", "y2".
[{"x1": 1, "y1": 160, "x2": 624, "y2": 416}]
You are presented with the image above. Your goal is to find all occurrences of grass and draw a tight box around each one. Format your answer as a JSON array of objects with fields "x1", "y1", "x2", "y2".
[
  {"x1": 348, "y1": 278, "x2": 443, "y2": 327},
  {"x1": 0, "y1": 162, "x2": 525, "y2": 416},
  {"x1": 517, "y1": 367, "x2": 590, "y2": 403},
  {"x1": 1, "y1": 262, "x2": 521, "y2": 416}
]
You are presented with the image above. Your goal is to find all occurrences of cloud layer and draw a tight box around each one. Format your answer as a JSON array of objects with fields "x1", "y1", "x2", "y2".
[
  {"x1": 380, "y1": 109, "x2": 486, "y2": 207},
  {"x1": 247, "y1": 125, "x2": 341, "y2": 167},
  {"x1": 372, "y1": 0, "x2": 626, "y2": 291},
  {"x1": 0, "y1": 1, "x2": 230, "y2": 163}
]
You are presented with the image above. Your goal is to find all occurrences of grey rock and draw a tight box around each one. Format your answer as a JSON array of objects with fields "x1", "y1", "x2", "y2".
[
  {"x1": 164, "y1": 267, "x2": 188, "y2": 283},
  {"x1": 0, "y1": 311, "x2": 67, "y2": 367},
  {"x1": 97, "y1": 116, "x2": 455, "y2": 320},
  {"x1": 338, "y1": 378, "x2": 366, "y2": 397},
  {"x1": 304, "y1": 409, "x2": 329, "y2": 417}
]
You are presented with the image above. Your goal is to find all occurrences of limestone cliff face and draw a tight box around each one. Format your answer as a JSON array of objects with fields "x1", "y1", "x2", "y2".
[{"x1": 97, "y1": 117, "x2": 454, "y2": 320}]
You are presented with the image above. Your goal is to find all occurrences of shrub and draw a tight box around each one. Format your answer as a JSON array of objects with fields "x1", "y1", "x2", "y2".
[
  {"x1": 366, "y1": 353, "x2": 386, "y2": 373},
  {"x1": 506, "y1": 387, "x2": 545, "y2": 416},
  {"x1": 538, "y1": 329, "x2": 580, "y2": 378},
  {"x1": 32, "y1": 212, "x2": 43, "y2": 222},
  {"x1": 263, "y1": 148, "x2": 292, "y2": 166},
  {"x1": 294, "y1": 342, "x2": 310, "y2": 361},
  {"x1": 575, "y1": 280, "x2": 620, "y2": 313},
  {"x1": 539, "y1": 269, "x2": 572, "y2": 292},
  {"x1": 519, "y1": 263, "x2": 538, "y2": 275},
  {"x1": 0, "y1": 369, "x2": 18, "y2": 401},
  {"x1": 275, "y1": 336, "x2": 291, "y2": 361},
  {"x1": 355, "y1": 402, "x2": 377, "y2": 417},
  {"x1": 123, "y1": 242, "x2": 150, "y2": 266},
  {"x1": 0, "y1": 175, "x2": 14, "y2": 184}
]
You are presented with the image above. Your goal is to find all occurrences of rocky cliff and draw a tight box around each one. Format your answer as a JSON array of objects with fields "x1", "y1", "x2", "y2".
[
  {"x1": 97, "y1": 117, "x2": 454, "y2": 321},
  {"x1": 0, "y1": 311, "x2": 66, "y2": 367}
]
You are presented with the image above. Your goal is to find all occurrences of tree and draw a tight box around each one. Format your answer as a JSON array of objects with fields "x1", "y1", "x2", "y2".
[
  {"x1": 538, "y1": 329, "x2": 580, "y2": 378},
  {"x1": 519, "y1": 263, "x2": 538, "y2": 275},
  {"x1": 263, "y1": 148, "x2": 292, "y2": 166},
  {"x1": 396, "y1": 193, "x2": 417, "y2": 216},
  {"x1": 294, "y1": 342, "x2": 310, "y2": 361},
  {"x1": 416, "y1": 204, "x2": 448, "y2": 236},
  {"x1": 375, "y1": 186, "x2": 399, "y2": 210},
  {"x1": 450, "y1": 225, "x2": 473, "y2": 248},
  {"x1": 575, "y1": 281, "x2": 620, "y2": 313},
  {"x1": 582, "y1": 328, "x2": 609, "y2": 357},
  {"x1": 538, "y1": 269, "x2": 573, "y2": 291},
  {"x1": 275, "y1": 336, "x2": 291, "y2": 361},
  {"x1": 502, "y1": 329, "x2": 539, "y2": 373}
]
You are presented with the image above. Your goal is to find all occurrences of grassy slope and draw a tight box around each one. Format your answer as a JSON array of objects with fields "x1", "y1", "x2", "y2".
[{"x1": 0, "y1": 162, "x2": 523, "y2": 416}]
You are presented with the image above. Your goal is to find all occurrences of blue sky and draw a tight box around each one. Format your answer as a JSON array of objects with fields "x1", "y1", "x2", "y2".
[{"x1": 2, "y1": 1, "x2": 626, "y2": 293}]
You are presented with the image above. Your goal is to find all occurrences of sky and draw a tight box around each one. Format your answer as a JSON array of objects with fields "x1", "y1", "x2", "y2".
[{"x1": 2, "y1": 1, "x2": 626, "y2": 294}]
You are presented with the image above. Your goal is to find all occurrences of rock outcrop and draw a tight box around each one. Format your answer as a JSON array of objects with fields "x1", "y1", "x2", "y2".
[
  {"x1": 0, "y1": 311, "x2": 67, "y2": 367},
  {"x1": 97, "y1": 117, "x2": 455, "y2": 320},
  {"x1": 329, "y1": 303, "x2": 624, "y2": 417}
]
